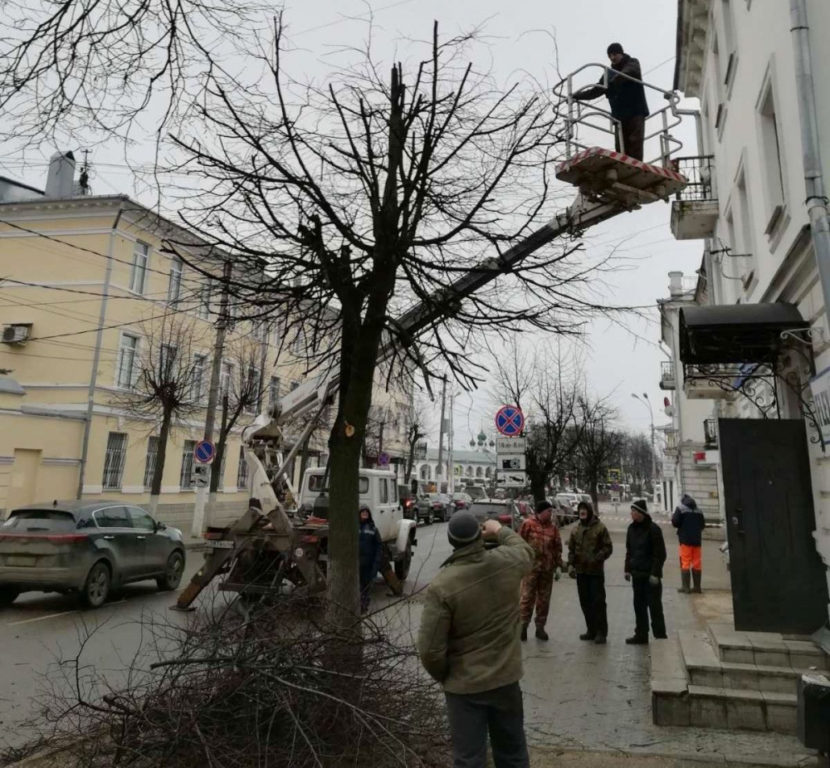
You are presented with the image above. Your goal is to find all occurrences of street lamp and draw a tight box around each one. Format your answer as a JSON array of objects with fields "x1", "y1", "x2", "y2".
[{"x1": 631, "y1": 392, "x2": 657, "y2": 504}]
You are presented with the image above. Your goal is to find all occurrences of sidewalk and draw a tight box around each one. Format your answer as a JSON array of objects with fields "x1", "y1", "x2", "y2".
[{"x1": 518, "y1": 516, "x2": 815, "y2": 766}]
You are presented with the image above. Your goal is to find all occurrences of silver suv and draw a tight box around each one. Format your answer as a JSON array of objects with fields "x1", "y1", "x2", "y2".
[{"x1": 0, "y1": 501, "x2": 186, "y2": 608}]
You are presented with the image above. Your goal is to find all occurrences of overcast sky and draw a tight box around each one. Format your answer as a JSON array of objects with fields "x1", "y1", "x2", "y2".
[{"x1": 6, "y1": 0, "x2": 703, "y2": 446}]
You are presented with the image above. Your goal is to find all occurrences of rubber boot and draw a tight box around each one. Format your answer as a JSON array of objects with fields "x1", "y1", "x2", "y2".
[
  {"x1": 692, "y1": 569, "x2": 702, "y2": 593},
  {"x1": 677, "y1": 570, "x2": 691, "y2": 594}
]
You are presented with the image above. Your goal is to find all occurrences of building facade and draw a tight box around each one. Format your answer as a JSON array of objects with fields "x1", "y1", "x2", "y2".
[
  {"x1": 667, "y1": 0, "x2": 830, "y2": 623},
  {"x1": 0, "y1": 158, "x2": 411, "y2": 530}
]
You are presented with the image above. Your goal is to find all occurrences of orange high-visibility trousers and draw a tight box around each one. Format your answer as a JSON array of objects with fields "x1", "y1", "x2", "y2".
[{"x1": 679, "y1": 544, "x2": 702, "y2": 571}]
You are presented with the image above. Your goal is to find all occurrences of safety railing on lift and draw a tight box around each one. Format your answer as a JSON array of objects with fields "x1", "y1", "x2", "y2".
[{"x1": 552, "y1": 63, "x2": 684, "y2": 168}]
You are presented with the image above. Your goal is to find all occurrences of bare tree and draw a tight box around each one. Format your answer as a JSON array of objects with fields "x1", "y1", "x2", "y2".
[
  {"x1": 404, "y1": 396, "x2": 432, "y2": 486},
  {"x1": 3, "y1": 12, "x2": 622, "y2": 629},
  {"x1": 492, "y1": 341, "x2": 584, "y2": 502},
  {"x1": 111, "y1": 318, "x2": 204, "y2": 513},
  {"x1": 210, "y1": 341, "x2": 266, "y2": 496},
  {"x1": 575, "y1": 395, "x2": 623, "y2": 508}
]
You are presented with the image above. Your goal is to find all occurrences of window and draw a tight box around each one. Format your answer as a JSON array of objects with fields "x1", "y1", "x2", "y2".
[
  {"x1": 130, "y1": 241, "x2": 149, "y2": 294},
  {"x1": 180, "y1": 440, "x2": 196, "y2": 489},
  {"x1": 253, "y1": 321, "x2": 267, "y2": 342},
  {"x1": 757, "y1": 77, "x2": 786, "y2": 230},
  {"x1": 245, "y1": 364, "x2": 261, "y2": 413},
  {"x1": 93, "y1": 505, "x2": 131, "y2": 528},
  {"x1": 160, "y1": 343, "x2": 178, "y2": 380},
  {"x1": 269, "y1": 376, "x2": 281, "y2": 410},
  {"x1": 102, "y1": 433, "x2": 128, "y2": 489},
  {"x1": 220, "y1": 361, "x2": 233, "y2": 397},
  {"x1": 719, "y1": 0, "x2": 737, "y2": 89},
  {"x1": 198, "y1": 282, "x2": 212, "y2": 319},
  {"x1": 116, "y1": 334, "x2": 139, "y2": 388},
  {"x1": 143, "y1": 436, "x2": 159, "y2": 489},
  {"x1": 127, "y1": 506, "x2": 156, "y2": 531},
  {"x1": 379, "y1": 479, "x2": 389, "y2": 503},
  {"x1": 167, "y1": 257, "x2": 183, "y2": 305},
  {"x1": 191, "y1": 354, "x2": 206, "y2": 402},
  {"x1": 236, "y1": 445, "x2": 249, "y2": 489}
]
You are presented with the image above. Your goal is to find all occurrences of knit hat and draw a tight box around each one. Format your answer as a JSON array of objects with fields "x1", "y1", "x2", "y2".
[
  {"x1": 447, "y1": 511, "x2": 482, "y2": 548},
  {"x1": 607, "y1": 42, "x2": 624, "y2": 55},
  {"x1": 631, "y1": 498, "x2": 648, "y2": 515},
  {"x1": 536, "y1": 500, "x2": 553, "y2": 514}
]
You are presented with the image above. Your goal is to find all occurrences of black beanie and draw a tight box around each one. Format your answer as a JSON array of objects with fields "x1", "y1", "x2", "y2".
[
  {"x1": 607, "y1": 42, "x2": 624, "y2": 55},
  {"x1": 448, "y1": 511, "x2": 482, "y2": 548},
  {"x1": 631, "y1": 498, "x2": 648, "y2": 515},
  {"x1": 536, "y1": 500, "x2": 553, "y2": 514}
]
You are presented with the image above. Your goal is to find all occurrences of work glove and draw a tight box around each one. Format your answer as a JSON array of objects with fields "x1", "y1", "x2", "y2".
[
  {"x1": 568, "y1": 566, "x2": 576, "y2": 579},
  {"x1": 649, "y1": 575, "x2": 661, "y2": 586},
  {"x1": 554, "y1": 567, "x2": 562, "y2": 582},
  {"x1": 624, "y1": 573, "x2": 631, "y2": 582}
]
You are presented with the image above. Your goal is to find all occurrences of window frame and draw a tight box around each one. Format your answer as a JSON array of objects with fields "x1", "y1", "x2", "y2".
[
  {"x1": 167, "y1": 256, "x2": 183, "y2": 305},
  {"x1": 102, "y1": 432, "x2": 128, "y2": 490},
  {"x1": 130, "y1": 241, "x2": 149, "y2": 294},
  {"x1": 116, "y1": 332, "x2": 139, "y2": 389},
  {"x1": 180, "y1": 440, "x2": 197, "y2": 490},
  {"x1": 143, "y1": 435, "x2": 159, "y2": 489}
]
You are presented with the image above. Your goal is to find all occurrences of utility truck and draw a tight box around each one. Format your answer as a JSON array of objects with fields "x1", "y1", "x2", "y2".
[{"x1": 175, "y1": 62, "x2": 690, "y2": 610}]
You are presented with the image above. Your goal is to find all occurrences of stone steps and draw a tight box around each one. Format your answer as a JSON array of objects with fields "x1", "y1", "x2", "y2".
[{"x1": 651, "y1": 625, "x2": 829, "y2": 734}]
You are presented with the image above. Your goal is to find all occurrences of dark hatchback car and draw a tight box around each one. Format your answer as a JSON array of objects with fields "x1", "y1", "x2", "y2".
[{"x1": 0, "y1": 501, "x2": 186, "y2": 609}]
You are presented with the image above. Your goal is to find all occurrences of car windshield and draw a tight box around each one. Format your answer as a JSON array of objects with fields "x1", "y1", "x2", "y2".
[{"x1": 3, "y1": 509, "x2": 78, "y2": 532}]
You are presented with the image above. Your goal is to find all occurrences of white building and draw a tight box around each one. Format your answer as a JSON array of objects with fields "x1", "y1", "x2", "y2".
[
  {"x1": 414, "y1": 430, "x2": 496, "y2": 490},
  {"x1": 666, "y1": 0, "x2": 830, "y2": 631}
]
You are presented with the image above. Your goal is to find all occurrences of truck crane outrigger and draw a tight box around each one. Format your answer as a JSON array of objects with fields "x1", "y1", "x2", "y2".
[{"x1": 175, "y1": 64, "x2": 690, "y2": 610}]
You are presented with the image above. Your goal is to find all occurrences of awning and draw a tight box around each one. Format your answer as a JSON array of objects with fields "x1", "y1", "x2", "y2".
[{"x1": 679, "y1": 303, "x2": 807, "y2": 365}]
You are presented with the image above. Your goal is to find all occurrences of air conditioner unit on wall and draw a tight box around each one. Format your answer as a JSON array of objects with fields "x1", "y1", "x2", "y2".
[{"x1": 2, "y1": 324, "x2": 31, "y2": 345}]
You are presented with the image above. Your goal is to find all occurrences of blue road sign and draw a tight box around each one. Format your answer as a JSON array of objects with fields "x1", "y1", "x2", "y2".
[
  {"x1": 378, "y1": 452, "x2": 390, "y2": 467},
  {"x1": 495, "y1": 405, "x2": 525, "y2": 437},
  {"x1": 194, "y1": 439, "x2": 216, "y2": 464}
]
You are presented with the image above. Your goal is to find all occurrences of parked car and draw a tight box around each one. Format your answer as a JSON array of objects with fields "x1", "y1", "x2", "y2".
[
  {"x1": 554, "y1": 493, "x2": 579, "y2": 526},
  {"x1": 0, "y1": 501, "x2": 186, "y2": 609},
  {"x1": 468, "y1": 499, "x2": 522, "y2": 531},
  {"x1": 398, "y1": 484, "x2": 417, "y2": 520},
  {"x1": 465, "y1": 485, "x2": 487, "y2": 501},
  {"x1": 416, "y1": 493, "x2": 453, "y2": 524},
  {"x1": 451, "y1": 492, "x2": 472, "y2": 511}
]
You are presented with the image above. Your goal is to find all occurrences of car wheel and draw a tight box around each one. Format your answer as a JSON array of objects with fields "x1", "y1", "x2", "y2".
[
  {"x1": 156, "y1": 550, "x2": 185, "y2": 591},
  {"x1": 81, "y1": 561, "x2": 111, "y2": 608},
  {"x1": 0, "y1": 586, "x2": 20, "y2": 607}
]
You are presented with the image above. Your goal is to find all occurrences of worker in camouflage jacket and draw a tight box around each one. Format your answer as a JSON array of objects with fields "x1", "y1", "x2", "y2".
[
  {"x1": 567, "y1": 500, "x2": 613, "y2": 644},
  {"x1": 518, "y1": 500, "x2": 563, "y2": 641}
]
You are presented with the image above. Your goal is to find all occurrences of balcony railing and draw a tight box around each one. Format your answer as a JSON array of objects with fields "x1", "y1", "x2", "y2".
[
  {"x1": 659, "y1": 360, "x2": 676, "y2": 390},
  {"x1": 704, "y1": 418, "x2": 718, "y2": 449},
  {"x1": 671, "y1": 155, "x2": 718, "y2": 240}
]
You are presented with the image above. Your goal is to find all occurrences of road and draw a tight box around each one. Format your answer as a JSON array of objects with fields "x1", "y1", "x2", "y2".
[{"x1": 0, "y1": 509, "x2": 809, "y2": 764}]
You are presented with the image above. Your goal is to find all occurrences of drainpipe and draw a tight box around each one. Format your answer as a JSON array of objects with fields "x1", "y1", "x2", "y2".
[
  {"x1": 791, "y1": 0, "x2": 830, "y2": 329},
  {"x1": 77, "y1": 202, "x2": 125, "y2": 498}
]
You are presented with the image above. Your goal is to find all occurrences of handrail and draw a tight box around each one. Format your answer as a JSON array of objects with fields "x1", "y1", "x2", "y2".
[{"x1": 552, "y1": 62, "x2": 684, "y2": 168}]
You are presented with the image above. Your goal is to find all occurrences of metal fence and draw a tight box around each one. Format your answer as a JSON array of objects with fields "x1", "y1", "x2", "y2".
[{"x1": 673, "y1": 155, "x2": 715, "y2": 201}]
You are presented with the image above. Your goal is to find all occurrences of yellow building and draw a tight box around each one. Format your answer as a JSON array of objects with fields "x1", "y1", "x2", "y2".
[{"x1": 0, "y1": 154, "x2": 412, "y2": 529}]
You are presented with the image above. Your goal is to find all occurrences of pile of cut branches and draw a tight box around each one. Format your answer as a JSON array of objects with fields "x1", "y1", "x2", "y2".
[{"x1": 6, "y1": 596, "x2": 448, "y2": 767}]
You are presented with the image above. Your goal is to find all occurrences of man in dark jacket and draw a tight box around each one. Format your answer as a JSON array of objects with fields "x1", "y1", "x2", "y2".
[
  {"x1": 567, "y1": 500, "x2": 613, "y2": 644},
  {"x1": 624, "y1": 499, "x2": 667, "y2": 644},
  {"x1": 358, "y1": 506, "x2": 382, "y2": 613},
  {"x1": 573, "y1": 42, "x2": 650, "y2": 160},
  {"x1": 418, "y1": 513, "x2": 534, "y2": 768},
  {"x1": 672, "y1": 493, "x2": 706, "y2": 594}
]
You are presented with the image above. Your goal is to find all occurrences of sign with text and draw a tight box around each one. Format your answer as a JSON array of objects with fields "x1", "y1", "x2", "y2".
[
  {"x1": 495, "y1": 437, "x2": 527, "y2": 453},
  {"x1": 498, "y1": 454, "x2": 526, "y2": 471},
  {"x1": 810, "y1": 365, "x2": 830, "y2": 447},
  {"x1": 495, "y1": 470, "x2": 527, "y2": 488}
]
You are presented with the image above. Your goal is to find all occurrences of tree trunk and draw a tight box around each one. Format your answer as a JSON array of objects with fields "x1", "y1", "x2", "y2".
[
  {"x1": 150, "y1": 410, "x2": 173, "y2": 514},
  {"x1": 210, "y1": 395, "x2": 230, "y2": 494}
]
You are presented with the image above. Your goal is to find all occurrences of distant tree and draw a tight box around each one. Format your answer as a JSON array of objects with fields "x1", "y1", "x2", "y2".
[
  {"x1": 111, "y1": 318, "x2": 204, "y2": 513},
  {"x1": 575, "y1": 396, "x2": 623, "y2": 508}
]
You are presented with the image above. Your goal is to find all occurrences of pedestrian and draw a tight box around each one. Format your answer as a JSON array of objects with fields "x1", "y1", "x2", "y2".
[
  {"x1": 518, "y1": 500, "x2": 563, "y2": 642},
  {"x1": 567, "y1": 500, "x2": 613, "y2": 644},
  {"x1": 358, "y1": 505, "x2": 382, "y2": 614},
  {"x1": 417, "y1": 512, "x2": 534, "y2": 768},
  {"x1": 624, "y1": 499, "x2": 668, "y2": 644},
  {"x1": 572, "y1": 42, "x2": 650, "y2": 160},
  {"x1": 672, "y1": 493, "x2": 706, "y2": 594}
]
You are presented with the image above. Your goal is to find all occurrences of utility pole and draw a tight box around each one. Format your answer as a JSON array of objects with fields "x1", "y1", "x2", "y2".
[
  {"x1": 436, "y1": 376, "x2": 447, "y2": 493},
  {"x1": 192, "y1": 260, "x2": 231, "y2": 537},
  {"x1": 448, "y1": 390, "x2": 455, "y2": 496},
  {"x1": 631, "y1": 392, "x2": 657, "y2": 505}
]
